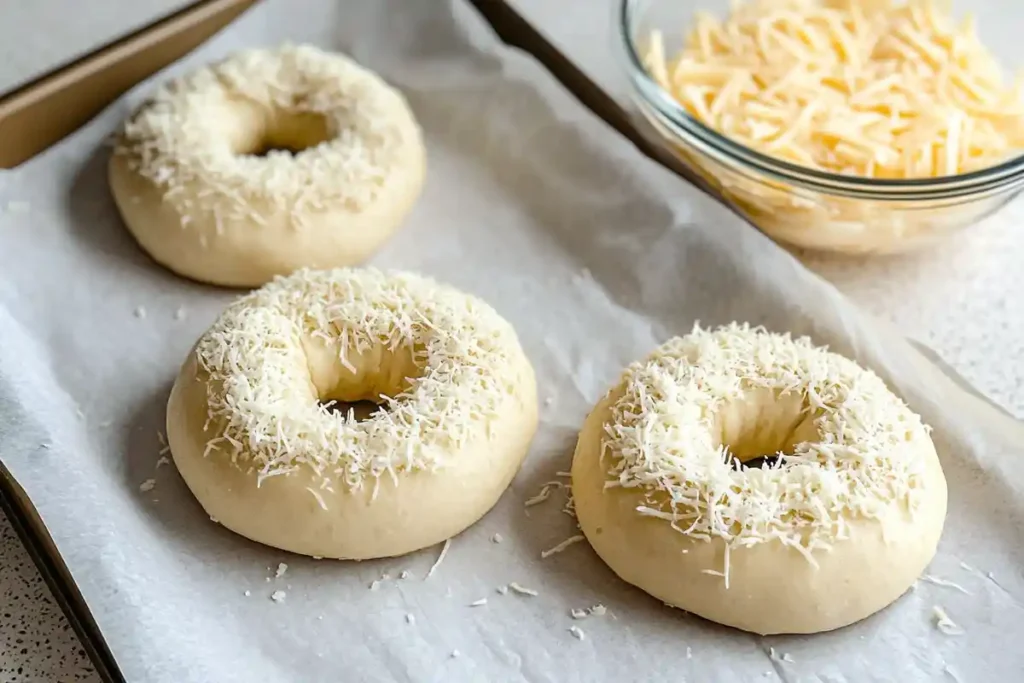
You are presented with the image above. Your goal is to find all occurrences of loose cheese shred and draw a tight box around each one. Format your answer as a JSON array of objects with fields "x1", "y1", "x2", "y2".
[
  {"x1": 540, "y1": 534, "x2": 586, "y2": 559},
  {"x1": 920, "y1": 573, "x2": 970, "y2": 594},
  {"x1": 507, "y1": 582, "x2": 539, "y2": 597},
  {"x1": 602, "y1": 323, "x2": 932, "y2": 584},
  {"x1": 425, "y1": 538, "x2": 452, "y2": 580},
  {"x1": 932, "y1": 605, "x2": 964, "y2": 635},
  {"x1": 645, "y1": 0, "x2": 1024, "y2": 179}
]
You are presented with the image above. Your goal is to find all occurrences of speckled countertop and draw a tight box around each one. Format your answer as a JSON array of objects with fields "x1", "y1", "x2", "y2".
[{"x1": 3, "y1": 1, "x2": 1024, "y2": 679}]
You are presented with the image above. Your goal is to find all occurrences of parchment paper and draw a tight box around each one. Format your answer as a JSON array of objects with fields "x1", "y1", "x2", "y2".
[{"x1": 1, "y1": 0, "x2": 1022, "y2": 681}]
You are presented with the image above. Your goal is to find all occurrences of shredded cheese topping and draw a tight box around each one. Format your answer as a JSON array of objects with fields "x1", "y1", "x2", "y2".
[
  {"x1": 645, "y1": 0, "x2": 1024, "y2": 178},
  {"x1": 115, "y1": 44, "x2": 419, "y2": 229},
  {"x1": 195, "y1": 268, "x2": 526, "y2": 489},
  {"x1": 601, "y1": 323, "x2": 933, "y2": 564}
]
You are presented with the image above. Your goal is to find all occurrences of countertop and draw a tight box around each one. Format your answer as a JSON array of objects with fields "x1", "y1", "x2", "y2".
[{"x1": 3, "y1": 0, "x2": 1024, "y2": 679}]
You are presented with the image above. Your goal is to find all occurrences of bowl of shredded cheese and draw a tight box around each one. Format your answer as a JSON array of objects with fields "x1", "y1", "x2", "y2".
[{"x1": 619, "y1": 0, "x2": 1024, "y2": 254}]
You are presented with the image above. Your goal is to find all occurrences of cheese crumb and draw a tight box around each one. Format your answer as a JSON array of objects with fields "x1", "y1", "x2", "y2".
[
  {"x1": 369, "y1": 580, "x2": 381, "y2": 591},
  {"x1": 399, "y1": 570, "x2": 411, "y2": 580},
  {"x1": 139, "y1": 479, "x2": 156, "y2": 492},
  {"x1": 541, "y1": 534, "x2": 585, "y2": 559},
  {"x1": 174, "y1": 306, "x2": 187, "y2": 321},
  {"x1": 469, "y1": 598, "x2": 488, "y2": 607},
  {"x1": 155, "y1": 456, "x2": 170, "y2": 468},
  {"x1": 570, "y1": 608, "x2": 589, "y2": 619},
  {"x1": 589, "y1": 604, "x2": 607, "y2": 617},
  {"x1": 544, "y1": 396, "x2": 554, "y2": 406},
  {"x1": 568, "y1": 625, "x2": 586, "y2": 641},
  {"x1": 933, "y1": 606, "x2": 964, "y2": 635},
  {"x1": 244, "y1": 590, "x2": 251, "y2": 597},
  {"x1": 275, "y1": 563, "x2": 288, "y2": 579},
  {"x1": 507, "y1": 582, "x2": 538, "y2": 597},
  {"x1": 133, "y1": 306, "x2": 147, "y2": 319},
  {"x1": 425, "y1": 538, "x2": 451, "y2": 580},
  {"x1": 496, "y1": 585, "x2": 509, "y2": 595},
  {"x1": 686, "y1": 646, "x2": 692, "y2": 659},
  {"x1": 491, "y1": 533, "x2": 503, "y2": 544},
  {"x1": 921, "y1": 574, "x2": 970, "y2": 594},
  {"x1": 270, "y1": 590, "x2": 286, "y2": 603},
  {"x1": 406, "y1": 613, "x2": 415, "y2": 624},
  {"x1": 449, "y1": 650, "x2": 460, "y2": 659}
]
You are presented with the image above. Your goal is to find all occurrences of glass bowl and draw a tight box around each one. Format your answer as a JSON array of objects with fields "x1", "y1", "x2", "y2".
[{"x1": 616, "y1": 0, "x2": 1024, "y2": 254}]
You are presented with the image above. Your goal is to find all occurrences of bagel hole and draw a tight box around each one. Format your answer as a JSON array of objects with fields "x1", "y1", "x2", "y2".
[
  {"x1": 719, "y1": 389, "x2": 815, "y2": 470},
  {"x1": 321, "y1": 398, "x2": 388, "y2": 422},
  {"x1": 238, "y1": 111, "x2": 332, "y2": 157}
]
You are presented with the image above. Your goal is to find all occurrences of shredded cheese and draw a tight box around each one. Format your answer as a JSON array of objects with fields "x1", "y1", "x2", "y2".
[
  {"x1": 425, "y1": 538, "x2": 452, "y2": 580},
  {"x1": 540, "y1": 534, "x2": 586, "y2": 559},
  {"x1": 507, "y1": 582, "x2": 538, "y2": 597},
  {"x1": 114, "y1": 44, "x2": 417, "y2": 230},
  {"x1": 194, "y1": 268, "x2": 526, "y2": 489},
  {"x1": 921, "y1": 573, "x2": 970, "y2": 594},
  {"x1": 642, "y1": 1, "x2": 1024, "y2": 251},
  {"x1": 645, "y1": 0, "x2": 1024, "y2": 179},
  {"x1": 932, "y1": 605, "x2": 964, "y2": 634},
  {"x1": 274, "y1": 562, "x2": 288, "y2": 579},
  {"x1": 568, "y1": 625, "x2": 586, "y2": 641},
  {"x1": 601, "y1": 323, "x2": 933, "y2": 584}
]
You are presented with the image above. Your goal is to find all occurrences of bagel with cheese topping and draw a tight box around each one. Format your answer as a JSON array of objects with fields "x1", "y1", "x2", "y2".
[{"x1": 572, "y1": 323, "x2": 947, "y2": 635}]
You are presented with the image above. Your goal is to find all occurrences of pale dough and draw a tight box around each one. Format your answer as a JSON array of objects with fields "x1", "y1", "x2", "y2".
[
  {"x1": 109, "y1": 44, "x2": 426, "y2": 287},
  {"x1": 166, "y1": 268, "x2": 538, "y2": 559},
  {"x1": 572, "y1": 324, "x2": 947, "y2": 635}
]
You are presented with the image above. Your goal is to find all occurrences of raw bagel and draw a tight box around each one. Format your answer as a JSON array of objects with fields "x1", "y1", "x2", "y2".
[
  {"x1": 109, "y1": 44, "x2": 426, "y2": 287},
  {"x1": 572, "y1": 323, "x2": 947, "y2": 635},
  {"x1": 166, "y1": 268, "x2": 538, "y2": 559}
]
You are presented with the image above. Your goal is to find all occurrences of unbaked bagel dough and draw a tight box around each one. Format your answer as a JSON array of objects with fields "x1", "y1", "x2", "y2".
[
  {"x1": 166, "y1": 268, "x2": 538, "y2": 559},
  {"x1": 572, "y1": 324, "x2": 947, "y2": 635},
  {"x1": 109, "y1": 44, "x2": 426, "y2": 287}
]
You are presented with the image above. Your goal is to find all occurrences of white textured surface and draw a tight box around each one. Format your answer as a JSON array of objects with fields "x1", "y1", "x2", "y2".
[{"x1": 2, "y1": 0, "x2": 1024, "y2": 680}]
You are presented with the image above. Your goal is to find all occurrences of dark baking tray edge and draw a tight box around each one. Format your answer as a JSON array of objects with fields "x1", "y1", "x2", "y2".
[{"x1": 0, "y1": 465, "x2": 125, "y2": 683}]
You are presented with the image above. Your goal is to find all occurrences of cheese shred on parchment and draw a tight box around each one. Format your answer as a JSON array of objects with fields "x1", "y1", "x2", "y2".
[
  {"x1": 644, "y1": 0, "x2": 1024, "y2": 179},
  {"x1": 601, "y1": 323, "x2": 932, "y2": 586},
  {"x1": 425, "y1": 538, "x2": 452, "y2": 580}
]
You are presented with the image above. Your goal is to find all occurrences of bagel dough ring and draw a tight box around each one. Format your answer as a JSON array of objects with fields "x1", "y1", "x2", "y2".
[
  {"x1": 572, "y1": 324, "x2": 947, "y2": 635},
  {"x1": 166, "y1": 268, "x2": 538, "y2": 559},
  {"x1": 109, "y1": 44, "x2": 426, "y2": 287}
]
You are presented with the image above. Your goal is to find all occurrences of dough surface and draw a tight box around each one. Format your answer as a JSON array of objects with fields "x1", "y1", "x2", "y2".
[
  {"x1": 572, "y1": 324, "x2": 947, "y2": 635},
  {"x1": 167, "y1": 268, "x2": 538, "y2": 559},
  {"x1": 109, "y1": 44, "x2": 426, "y2": 287}
]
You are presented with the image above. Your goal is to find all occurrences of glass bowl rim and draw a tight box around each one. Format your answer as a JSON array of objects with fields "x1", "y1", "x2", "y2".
[{"x1": 616, "y1": 0, "x2": 1024, "y2": 199}]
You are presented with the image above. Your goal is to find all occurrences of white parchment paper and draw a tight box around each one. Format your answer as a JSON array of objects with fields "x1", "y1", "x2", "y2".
[{"x1": 1, "y1": 1, "x2": 1023, "y2": 681}]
